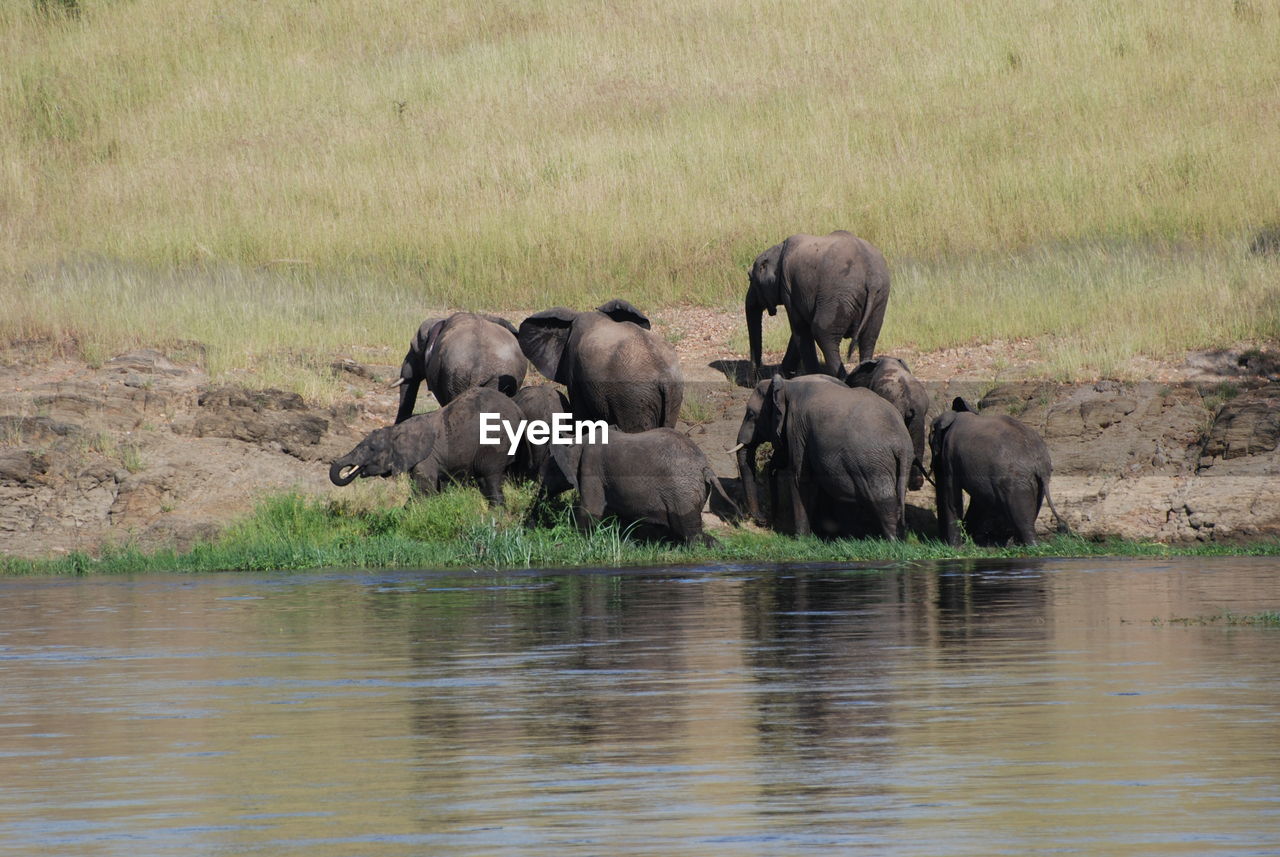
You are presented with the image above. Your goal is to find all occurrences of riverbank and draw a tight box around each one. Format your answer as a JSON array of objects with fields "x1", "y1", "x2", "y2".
[
  {"x1": 3, "y1": 489, "x2": 1278, "y2": 577},
  {"x1": 2, "y1": 326, "x2": 1278, "y2": 570}
]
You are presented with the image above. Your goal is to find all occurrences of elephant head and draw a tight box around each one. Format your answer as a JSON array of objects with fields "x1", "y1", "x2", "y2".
[
  {"x1": 745, "y1": 243, "x2": 784, "y2": 376},
  {"x1": 928, "y1": 397, "x2": 978, "y2": 471},
  {"x1": 539, "y1": 440, "x2": 584, "y2": 498},
  {"x1": 392, "y1": 318, "x2": 445, "y2": 424},
  {"x1": 328, "y1": 419, "x2": 438, "y2": 486}
]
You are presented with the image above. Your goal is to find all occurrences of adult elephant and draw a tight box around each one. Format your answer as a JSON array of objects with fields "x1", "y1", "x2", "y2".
[
  {"x1": 518, "y1": 299, "x2": 683, "y2": 432},
  {"x1": 392, "y1": 312, "x2": 526, "y2": 423},
  {"x1": 929, "y1": 397, "x2": 1064, "y2": 546},
  {"x1": 846, "y1": 356, "x2": 930, "y2": 490},
  {"x1": 541, "y1": 428, "x2": 739, "y2": 546},
  {"x1": 746, "y1": 230, "x2": 890, "y2": 380},
  {"x1": 731, "y1": 374, "x2": 911, "y2": 539},
  {"x1": 330, "y1": 387, "x2": 523, "y2": 507}
]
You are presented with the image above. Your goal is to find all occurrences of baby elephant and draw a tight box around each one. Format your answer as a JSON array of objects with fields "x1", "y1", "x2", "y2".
[
  {"x1": 542, "y1": 428, "x2": 739, "y2": 546},
  {"x1": 329, "y1": 387, "x2": 523, "y2": 507},
  {"x1": 511, "y1": 384, "x2": 571, "y2": 482},
  {"x1": 929, "y1": 397, "x2": 1064, "y2": 546},
  {"x1": 846, "y1": 356, "x2": 930, "y2": 490}
]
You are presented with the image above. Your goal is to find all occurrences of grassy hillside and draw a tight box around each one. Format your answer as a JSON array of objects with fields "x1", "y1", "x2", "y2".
[{"x1": 3, "y1": 0, "x2": 1278, "y2": 383}]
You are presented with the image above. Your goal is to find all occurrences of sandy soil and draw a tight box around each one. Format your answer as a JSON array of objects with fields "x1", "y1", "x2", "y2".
[{"x1": 1, "y1": 315, "x2": 1277, "y2": 559}]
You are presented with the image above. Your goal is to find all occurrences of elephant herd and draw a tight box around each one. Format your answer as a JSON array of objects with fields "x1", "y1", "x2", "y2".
[{"x1": 330, "y1": 229, "x2": 1063, "y2": 548}]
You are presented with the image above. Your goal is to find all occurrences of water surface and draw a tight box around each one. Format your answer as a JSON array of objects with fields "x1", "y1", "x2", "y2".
[{"x1": 1, "y1": 557, "x2": 1278, "y2": 855}]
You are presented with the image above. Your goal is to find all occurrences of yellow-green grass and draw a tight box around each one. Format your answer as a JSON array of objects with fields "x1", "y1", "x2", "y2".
[
  {"x1": 736, "y1": 242, "x2": 1280, "y2": 380},
  {"x1": 4, "y1": 0, "x2": 1278, "y2": 386}
]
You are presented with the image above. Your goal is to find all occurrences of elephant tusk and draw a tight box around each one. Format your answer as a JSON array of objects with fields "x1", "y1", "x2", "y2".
[
  {"x1": 726, "y1": 442, "x2": 745, "y2": 454},
  {"x1": 387, "y1": 377, "x2": 406, "y2": 390},
  {"x1": 341, "y1": 465, "x2": 361, "y2": 480}
]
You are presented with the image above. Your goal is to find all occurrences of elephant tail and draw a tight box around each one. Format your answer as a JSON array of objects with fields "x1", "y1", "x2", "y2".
[
  {"x1": 704, "y1": 467, "x2": 743, "y2": 525},
  {"x1": 660, "y1": 379, "x2": 683, "y2": 429},
  {"x1": 1040, "y1": 475, "x2": 1071, "y2": 536}
]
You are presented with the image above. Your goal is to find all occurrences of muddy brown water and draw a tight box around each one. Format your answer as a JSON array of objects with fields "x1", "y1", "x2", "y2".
[{"x1": 1, "y1": 558, "x2": 1278, "y2": 855}]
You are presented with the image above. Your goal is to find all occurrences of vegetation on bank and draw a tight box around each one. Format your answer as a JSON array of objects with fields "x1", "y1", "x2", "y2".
[
  {"x1": 3, "y1": 486, "x2": 1277, "y2": 577},
  {"x1": 4, "y1": 0, "x2": 1279, "y2": 388}
]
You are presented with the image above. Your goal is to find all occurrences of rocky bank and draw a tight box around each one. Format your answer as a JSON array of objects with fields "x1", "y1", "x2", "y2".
[{"x1": 1, "y1": 337, "x2": 1278, "y2": 560}]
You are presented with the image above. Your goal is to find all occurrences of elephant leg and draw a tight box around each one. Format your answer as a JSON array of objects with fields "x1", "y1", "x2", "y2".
[
  {"x1": 856, "y1": 301, "x2": 887, "y2": 365},
  {"x1": 1005, "y1": 482, "x2": 1041, "y2": 546},
  {"x1": 869, "y1": 493, "x2": 903, "y2": 541},
  {"x1": 936, "y1": 477, "x2": 964, "y2": 547},
  {"x1": 669, "y1": 509, "x2": 709, "y2": 547},
  {"x1": 786, "y1": 319, "x2": 822, "y2": 376},
  {"x1": 574, "y1": 477, "x2": 608, "y2": 534},
  {"x1": 779, "y1": 334, "x2": 806, "y2": 378},
  {"x1": 814, "y1": 330, "x2": 846, "y2": 379},
  {"x1": 409, "y1": 465, "x2": 440, "y2": 497},
  {"x1": 787, "y1": 473, "x2": 812, "y2": 536},
  {"x1": 963, "y1": 495, "x2": 1005, "y2": 545}
]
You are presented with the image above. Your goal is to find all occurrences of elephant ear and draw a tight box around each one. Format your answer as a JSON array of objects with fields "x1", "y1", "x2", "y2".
[
  {"x1": 769, "y1": 374, "x2": 789, "y2": 437},
  {"x1": 518, "y1": 308, "x2": 577, "y2": 383},
  {"x1": 930, "y1": 410, "x2": 958, "y2": 452},
  {"x1": 595, "y1": 299, "x2": 651, "y2": 330},
  {"x1": 951, "y1": 396, "x2": 978, "y2": 414},
  {"x1": 541, "y1": 442, "x2": 579, "y2": 496},
  {"x1": 479, "y1": 314, "x2": 519, "y2": 338},
  {"x1": 390, "y1": 417, "x2": 437, "y2": 474},
  {"x1": 402, "y1": 318, "x2": 444, "y2": 381},
  {"x1": 846, "y1": 359, "x2": 880, "y2": 389}
]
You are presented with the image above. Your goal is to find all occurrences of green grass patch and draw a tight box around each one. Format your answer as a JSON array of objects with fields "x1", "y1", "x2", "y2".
[{"x1": 2, "y1": 487, "x2": 1277, "y2": 577}]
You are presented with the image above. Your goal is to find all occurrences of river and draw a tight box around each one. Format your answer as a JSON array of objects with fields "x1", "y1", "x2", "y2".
[{"x1": 1, "y1": 557, "x2": 1278, "y2": 855}]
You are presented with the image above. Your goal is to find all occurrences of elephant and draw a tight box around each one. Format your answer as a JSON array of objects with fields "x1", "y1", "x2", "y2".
[
  {"x1": 330, "y1": 387, "x2": 523, "y2": 507},
  {"x1": 928, "y1": 397, "x2": 1064, "y2": 546},
  {"x1": 511, "y1": 384, "x2": 571, "y2": 481},
  {"x1": 540, "y1": 428, "x2": 739, "y2": 546},
  {"x1": 746, "y1": 230, "x2": 890, "y2": 380},
  {"x1": 846, "y1": 356, "x2": 930, "y2": 490},
  {"x1": 392, "y1": 311, "x2": 526, "y2": 422},
  {"x1": 518, "y1": 299, "x2": 683, "y2": 432},
  {"x1": 732, "y1": 374, "x2": 912, "y2": 539}
]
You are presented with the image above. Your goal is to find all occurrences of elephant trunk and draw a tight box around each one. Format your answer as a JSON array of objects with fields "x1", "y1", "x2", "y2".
[
  {"x1": 745, "y1": 293, "x2": 765, "y2": 378},
  {"x1": 329, "y1": 460, "x2": 361, "y2": 486},
  {"x1": 735, "y1": 443, "x2": 766, "y2": 525},
  {"x1": 394, "y1": 380, "x2": 420, "y2": 425}
]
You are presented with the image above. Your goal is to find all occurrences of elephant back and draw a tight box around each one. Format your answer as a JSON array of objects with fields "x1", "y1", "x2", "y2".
[
  {"x1": 569, "y1": 315, "x2": 684, "y2": 432},
  {"x1": 431, "y1": 313, "x2": 527, "y2": 403}
]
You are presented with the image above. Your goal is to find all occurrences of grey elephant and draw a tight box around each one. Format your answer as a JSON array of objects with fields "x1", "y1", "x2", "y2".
[
  {"x1": 393, "y1": 312, "x2": 526, "y2": 422},
  {"x1": 541, "y1": 428, "x2": 739, "y2": 546},
  {"x1": 330, "y1": 387, "x2": 523, "y2": 507},
  {"x1": 746, "y1": 230, "x2": 890, "y2": 380},
  {"x1": 732, "y1": 374, "x2": 912, "y2": 539},
  {"x1": 511, "y1": 384, "x2": 571, "y2": 481},
  {"x1": 929, "y1": 397, "x2": 1064, "y2": 546},
  {"x1": 846, "y1": 356, "x2": 930, "y2": 490},
  {"x1": 518, "y1": 299, "x2": 683, "y2": 432}
]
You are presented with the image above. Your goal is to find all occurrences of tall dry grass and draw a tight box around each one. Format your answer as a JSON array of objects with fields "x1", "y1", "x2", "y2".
[{"x1": 3, "y1": 0, "x2": 1278, "y2": 381}]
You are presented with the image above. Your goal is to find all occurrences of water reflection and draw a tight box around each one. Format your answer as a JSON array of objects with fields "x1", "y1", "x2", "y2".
[{"x1": 0, "y1": 558, "x2": 1277, "y2": 855}]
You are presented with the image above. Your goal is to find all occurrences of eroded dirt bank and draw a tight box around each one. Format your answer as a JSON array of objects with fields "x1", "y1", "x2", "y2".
[{"x1": 2, "y1": 336, "x2": 1278, "y2": 559}]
